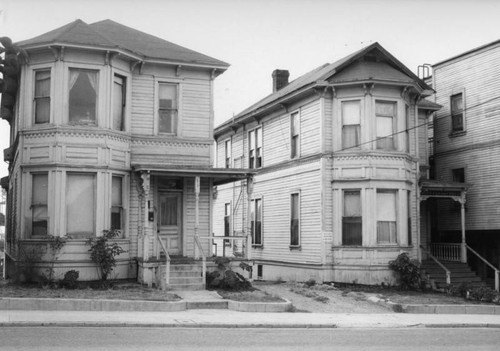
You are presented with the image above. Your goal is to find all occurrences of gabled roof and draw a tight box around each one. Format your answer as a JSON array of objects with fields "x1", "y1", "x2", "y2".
[
  {"x1": 16, "y1": 19, "x2": 229, "y2": 68},
  {"x1": 215, "y1": 42, "x2": 433, "y2": 134},
  {"x1": 433, "y1": 38, "x2": 500, "y2": 68}
]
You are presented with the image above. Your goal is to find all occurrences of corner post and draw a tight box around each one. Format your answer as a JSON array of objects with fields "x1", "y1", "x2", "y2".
[
  {"x1": 194, "y1": 176, "x2": 200, "y2": 259},
  {"x1": 246, "y1": 176, "x2": 254, "y2": 261}
]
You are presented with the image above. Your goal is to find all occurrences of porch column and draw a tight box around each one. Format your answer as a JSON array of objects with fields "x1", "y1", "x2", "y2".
[
  {"x1": 141, "y1": 171, "x2": 151, "y2": 261},
  {"x1": 460, "y1": 197, "x2": 467, "y2": 263},
  {"x1": 194, "y1": 176, "x2": 200, "y2": 259},
  {"x1": 246, "y1": 176, "x2": 254, "y2": 261}
]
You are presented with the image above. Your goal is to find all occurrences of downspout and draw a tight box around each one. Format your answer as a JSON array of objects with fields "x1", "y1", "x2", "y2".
[{"x1": 414, "y1": 96, "x2": 421, "y2": 262}]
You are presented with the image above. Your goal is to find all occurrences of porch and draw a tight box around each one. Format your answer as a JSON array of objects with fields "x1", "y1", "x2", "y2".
[
  {"x1": 420, "y1": 180, "x2": 499, "y2": 291},
  {"x1": 132, "y1": 165, "x2": 254, "y2": 289}
]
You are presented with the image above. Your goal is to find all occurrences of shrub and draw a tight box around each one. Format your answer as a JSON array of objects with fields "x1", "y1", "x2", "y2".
[
  {"x1": 206, "y1": 257, "x2": 252, "y2": 291},
  {"x1": 449, "y1": 283, "x2": 500, "y2": 304},
  {"x1": 61, "y1": 270, "x2": 79, "y2": 289},
  {"x1": 388, "y1": 252, "x2": 422, "y2": 290},
  {"x1": 86, "y1": 230, "x2": 126, "y2": 284}
]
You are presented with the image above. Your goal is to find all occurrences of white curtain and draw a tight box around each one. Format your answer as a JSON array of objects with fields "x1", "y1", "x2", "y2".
[{"x1": 377, "y1": 191, "x2": 397, "y2": 243}]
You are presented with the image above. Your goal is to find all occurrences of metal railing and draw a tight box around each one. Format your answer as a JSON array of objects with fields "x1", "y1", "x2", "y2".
[
  {"x1": 421, "y1": 245, "x2": 451, "y2": 285},
  {"x1": 155, "y1": 232, "x2": 170, "y2": 290},
  {"x1": 194, "y1": 235, "x2": 206, "y2": 287},
  {"x1": 430, "y1": 243, "x2": 462, "y2": 262},
  {"x1": 466, "y1": 244, "x2": 499, "y2": 292}
]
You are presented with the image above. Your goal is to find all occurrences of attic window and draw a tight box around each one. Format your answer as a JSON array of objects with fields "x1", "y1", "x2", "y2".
[{"x1": 69, "y1": 69, "x2": 98, "y2": 124}]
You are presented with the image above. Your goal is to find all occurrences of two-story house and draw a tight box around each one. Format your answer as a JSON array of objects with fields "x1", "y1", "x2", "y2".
[
  {"x1": 0, "y1": 20, "x2": 251, "y2": 288},
  {"x1": 214, "y1": 43, "x2": 437, "y2": 285},
  {"x1": 428, "y1": 39, "x2": 500, "y2": 289}
]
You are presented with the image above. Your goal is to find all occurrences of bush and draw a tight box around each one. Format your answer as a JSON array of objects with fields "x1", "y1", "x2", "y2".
[
  {"x1": 60, "y1": 270, "x2": 79, "y2": 289},
  {"x1": 449, "y1": 283, "x2": 500, "y2": 304},
  {"x1": 86, "y1": 230, "x2": 126, "y2": 283},
  {"x1": 388, "y1": 252, "x2": 422, "y2": 290},
  {"x1": 206, "y1": 257, "x2": 252, "y2": 291}
]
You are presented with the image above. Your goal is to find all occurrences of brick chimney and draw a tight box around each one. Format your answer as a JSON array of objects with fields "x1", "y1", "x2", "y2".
[{"x1": 272, "y1": 69, "x2": 289, "y2": 92}]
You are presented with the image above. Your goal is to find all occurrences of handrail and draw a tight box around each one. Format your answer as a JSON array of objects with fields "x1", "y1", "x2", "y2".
[
  {"x1": 420, "y1": 245, "x2": 451, "y2": 285},
  {"x1": 194, "y1": 235, "x2": 206, "y2": 287},
  {"x1": 156, "y1": 232, "x2": 170, "y2": 290},
  {"x1": 466, "y1": 244, "x2": 499, "y2": 292}
]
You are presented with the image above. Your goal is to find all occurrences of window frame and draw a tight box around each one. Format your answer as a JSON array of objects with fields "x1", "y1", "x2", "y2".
[
  {"x1": 450, "y1": 93, "x2": 465, "y2": 133},
  {"x1": 33, "y1": 69, "x2": 51, "y2": 125},
  {"x1": 342, "y1": 189, "x2": 362, "y2": 246},
  {"x1": 341, "y1": 100, "x2": 361, "y2": 150},
  {"x1": 375, "y1": 100, "x2": 397, "y2": 151},
  {"x1": 65, "y1": 172, "x2": 96, "y2": 238},
  {"x1": 290, "y1": 111, "x2": 300, "y2": 159},
  {"x1": 248, "y1": 127, "x2": 263, "y2": 169},
  {"x1": 68, "y1": 68, "x2": 99, "y2": 126},
  {"x1": 224, "y1": 139, "x2": 232, "y2": 168},
  {"x1": 224, "y1": 202, "x2": 231, "y2": 246},
  {"x1": 111, "y1": 175, "x2": 124, "y2": 235},
  {"x1": 250, "y1": 197, "x2": 263, "y2": 246},
  {"x1": 157, "y1": 82, "x2": 179, "y2": 135},
  {"x1": 376, "y1": 189, "x2": 398, "y2": 245},
  {"x1": 30, "y1": 172, "x2": 49, "y2": 237},
  {"x1": 452, "y1": 167, "x2": 465, "y2": 183},
  {"x1": 112, "y1": 74, "x2": 126, "y2": 131},
  {"x1": 290, "y1": 192, "x2": 300, "y2": 247}
]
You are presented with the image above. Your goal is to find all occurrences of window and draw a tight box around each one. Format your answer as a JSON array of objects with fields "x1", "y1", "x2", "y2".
[
  {"x1": 225, "y1": 139, "x2": 232, "y2": 168},
  {"x1": 34, "y1": 70, "x2": 51, "y2": 124},
  {"x1": 342, "y1": 190, "x2": 362, "y2": 245},
  {"x1": 250, "y1": 198, "x2": 262, "y2": 245},
  {"x1": 158, "y1": 83, "x2": 178, "y2": 134},
  {"x1": 376, "y1": 101, "x2": 396, "y2": 150},
  {"x1": 249, "y1": 127, "x2": 262, "y2": 169},
  {"x1": 69, "y1": 69, "x2": 98, "y2": 124},
  {"x1": 290, "y1": 193, "x2": 300, "y2": 246},
  {"x1": 407, "y1": 190, "x2": 412, "y2": 246},
  {"x1": 405, "y1": 105, "x2": 410, "y2": 152},
  {"x1": 452, "y1": 168, "x2": 465, "y2": 183},
  {"x1": 224, "y1": 203, "x2": 231, "y2": 245},
  {"x1": 342, "y1": 101, "x2": 361, "y2": 149},
  {"x1": 113, "y1": 75, "x2": 126, "y2": 131},
  {"x1": 66, "y1": 173, "x2": 95, "y2": 237},
  {"x1": 31, "y1": 173, "x2": 48, "y2": 236},
  {"x1": 451, "y1": 93, "x2": 464, "y2": 132},
  {"x1": 291, "y1": 112, "x2": 300, "y2": 158},
  {"x1": 377, "y1": 190, "x2": 397, "y2": 244},
  {"x1": 111, "y1": 176, "x2": 123, "y2": 232}
]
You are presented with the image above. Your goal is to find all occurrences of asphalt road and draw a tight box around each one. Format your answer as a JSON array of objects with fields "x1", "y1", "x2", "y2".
[{"x1": 1, "y1": 327, "x2": 500, "y2": 350}]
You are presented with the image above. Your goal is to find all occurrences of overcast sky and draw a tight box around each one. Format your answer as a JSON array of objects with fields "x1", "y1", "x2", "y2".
[{"x1": 1, "y1": 0, "x2": 500, "y2": 179}]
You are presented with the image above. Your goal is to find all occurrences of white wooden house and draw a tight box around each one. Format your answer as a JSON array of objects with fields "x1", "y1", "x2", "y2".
[
  {"x1": 213, "y1": 43, "x2": 438, "y2": 285},
  {"x1": 1, "y1": 19, "x2": 251, "y2": 288},
  {"x1": 425, "y1": 39, "x2": 500, "y2": 289}
]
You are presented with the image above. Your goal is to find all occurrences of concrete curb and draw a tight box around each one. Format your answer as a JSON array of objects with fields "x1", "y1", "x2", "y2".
[
  {"x1": 227, "y1": 298, "x2": 293, "y2": 312},
  {"x1": 0, "y1": 297, "x2": 186, "y2": 312}
]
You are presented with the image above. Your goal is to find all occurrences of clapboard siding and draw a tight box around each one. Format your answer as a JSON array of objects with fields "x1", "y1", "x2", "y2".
[
  {"x1": 433, "y1": 42, "x2": 500, "y2": 231},
  {"x1": 300, "y1": 100, "x2": 321, "y2": 156},
  {"x1": 131, "y1": 75, "x2": 155, "y2": 135},
  {"x1": 182, "y1": 79, "x2": 211, "y2": 139}
]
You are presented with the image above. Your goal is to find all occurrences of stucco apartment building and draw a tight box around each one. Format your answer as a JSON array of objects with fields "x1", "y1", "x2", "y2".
[
  {"x1": 1, "y1": 20, "x2": 250, "y2": 288},
  {"x1": 213, "y1": 43, "x2": 439, "y2": 285}
]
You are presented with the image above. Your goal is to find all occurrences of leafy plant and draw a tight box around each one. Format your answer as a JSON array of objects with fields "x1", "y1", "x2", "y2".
[
  {"x1": 388, "y1": 252, "x2": 422, "y2": 290},
  {"x1": 60, "y1": 270, "x2": 79, "y2": 289},
  {"x1": 449, "y1": 282, "x2": 500, "y2": 304},
  {"x1": 206, "y1": 257, "x2": 252, "y2": 291},
  {"x1": 86, "y1": 230, "x2": 126, "y2": 284}
]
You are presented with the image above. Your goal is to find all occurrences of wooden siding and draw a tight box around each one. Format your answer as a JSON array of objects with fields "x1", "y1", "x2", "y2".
[
  {"x1": 131, "y1": 75, "x2": 155, "y2": 135},
  {"x1": 182, "y1": 79, "x2": 211, "y2": 139},
  {"x1": 433, "y1": 42, "x2": 500, "y2": 231}
]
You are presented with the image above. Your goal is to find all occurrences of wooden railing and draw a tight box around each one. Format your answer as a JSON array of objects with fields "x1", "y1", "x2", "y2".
[
  {"x1": 194, "y1": 235, "x2": 206, "y2": 287},
  {"x1": 155, "y1": 232, "x2": 170, "y2": 290},
  {"x1": 430, "y1": 243, "x2": 462, "y2": 261},
  {"x1": 466, "y1": 245, "x2": 500, "y2": 292},
  {"x1": 420, "y1": 245, "x2": 451, "y2": 285}
]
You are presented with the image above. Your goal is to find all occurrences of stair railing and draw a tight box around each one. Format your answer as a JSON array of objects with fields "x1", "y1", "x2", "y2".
[
  {"x1": 466, "y1": 244, "x2": 499, "y2": 292},
  {"x1": 420, "y1": 245, "x2": 451, "y2": 285},
  {"x1": 156, "y1": 232, "x2": 170, "y2": 290},
  {"x1": 194, "y1": 235, "x2": 206, "y2": 288}
]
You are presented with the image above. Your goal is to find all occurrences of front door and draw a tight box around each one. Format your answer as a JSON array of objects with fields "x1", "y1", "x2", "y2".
[{"x1": 158, "y1": 193, "x2": 182, "y2": 255}]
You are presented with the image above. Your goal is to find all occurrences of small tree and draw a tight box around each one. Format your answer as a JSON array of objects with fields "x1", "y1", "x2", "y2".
[
  {"x1": 86, "y1": 230, "x2": 126, "y2": 284},
  {"x1": 389, "y1": 252, "x2": 422, "y2": 290}
]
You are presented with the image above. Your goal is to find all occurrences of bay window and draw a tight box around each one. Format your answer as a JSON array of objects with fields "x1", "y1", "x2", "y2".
[
  {"x1": 376, "y1": 101, "x2": 396, "y2": 150},
  {"x1": 66, "y1": 173, "x2": 95, "y2": 237},
  {"x1": 342, "y1": 190, "x2": 362, "y2": 245},
  {"x1": 31, "y1": 173, "x2": 48, "y2": 236},
  {"x1": 34, "y1": 70, "x2": 51, "y2": 124},
  {"x1": 113, "y1": 74, "x2": 126, "y2": 131},
  {"x1": 376, "y1": 190, "x2": 397, "y2": 244},
  {"x1": 342, "y1": 101, "x2": 361, "y2": 149},
  {"x1": 111, "y1": 176, "x2": 123, "y2": 232}
]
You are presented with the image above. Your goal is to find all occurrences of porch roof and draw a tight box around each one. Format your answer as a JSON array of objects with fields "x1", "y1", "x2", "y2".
[
  {"x1": 420, "y1": 179, "x2": 468, "y2": 201},
  {"x1": 132, "y1": 164, "x2": 255, "y2": 186}
]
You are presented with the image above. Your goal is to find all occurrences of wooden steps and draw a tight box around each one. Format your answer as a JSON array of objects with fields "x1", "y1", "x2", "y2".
[
  {"x1": 421, "y1": 260, "x2": 489, "y2": 289},
  {"x1": 159, "y1": 259, "x2": 205, "y2": 290}
]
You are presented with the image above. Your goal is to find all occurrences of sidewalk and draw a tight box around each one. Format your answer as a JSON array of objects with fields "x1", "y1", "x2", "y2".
[{"x1": 2, "y1": 309, "x2": 500, "y2": 329}]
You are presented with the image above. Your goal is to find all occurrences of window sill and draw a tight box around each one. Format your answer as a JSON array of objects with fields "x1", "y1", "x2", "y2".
[
  {"x1": 289, "y1": 245, "x2": 301, "y2": 251},
  {"x1": 252, "y1": 244, "x2": 263, "y2": 249},
  {"x1": 449, "y1": 130, "x2": 466, "y2": 138}
]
